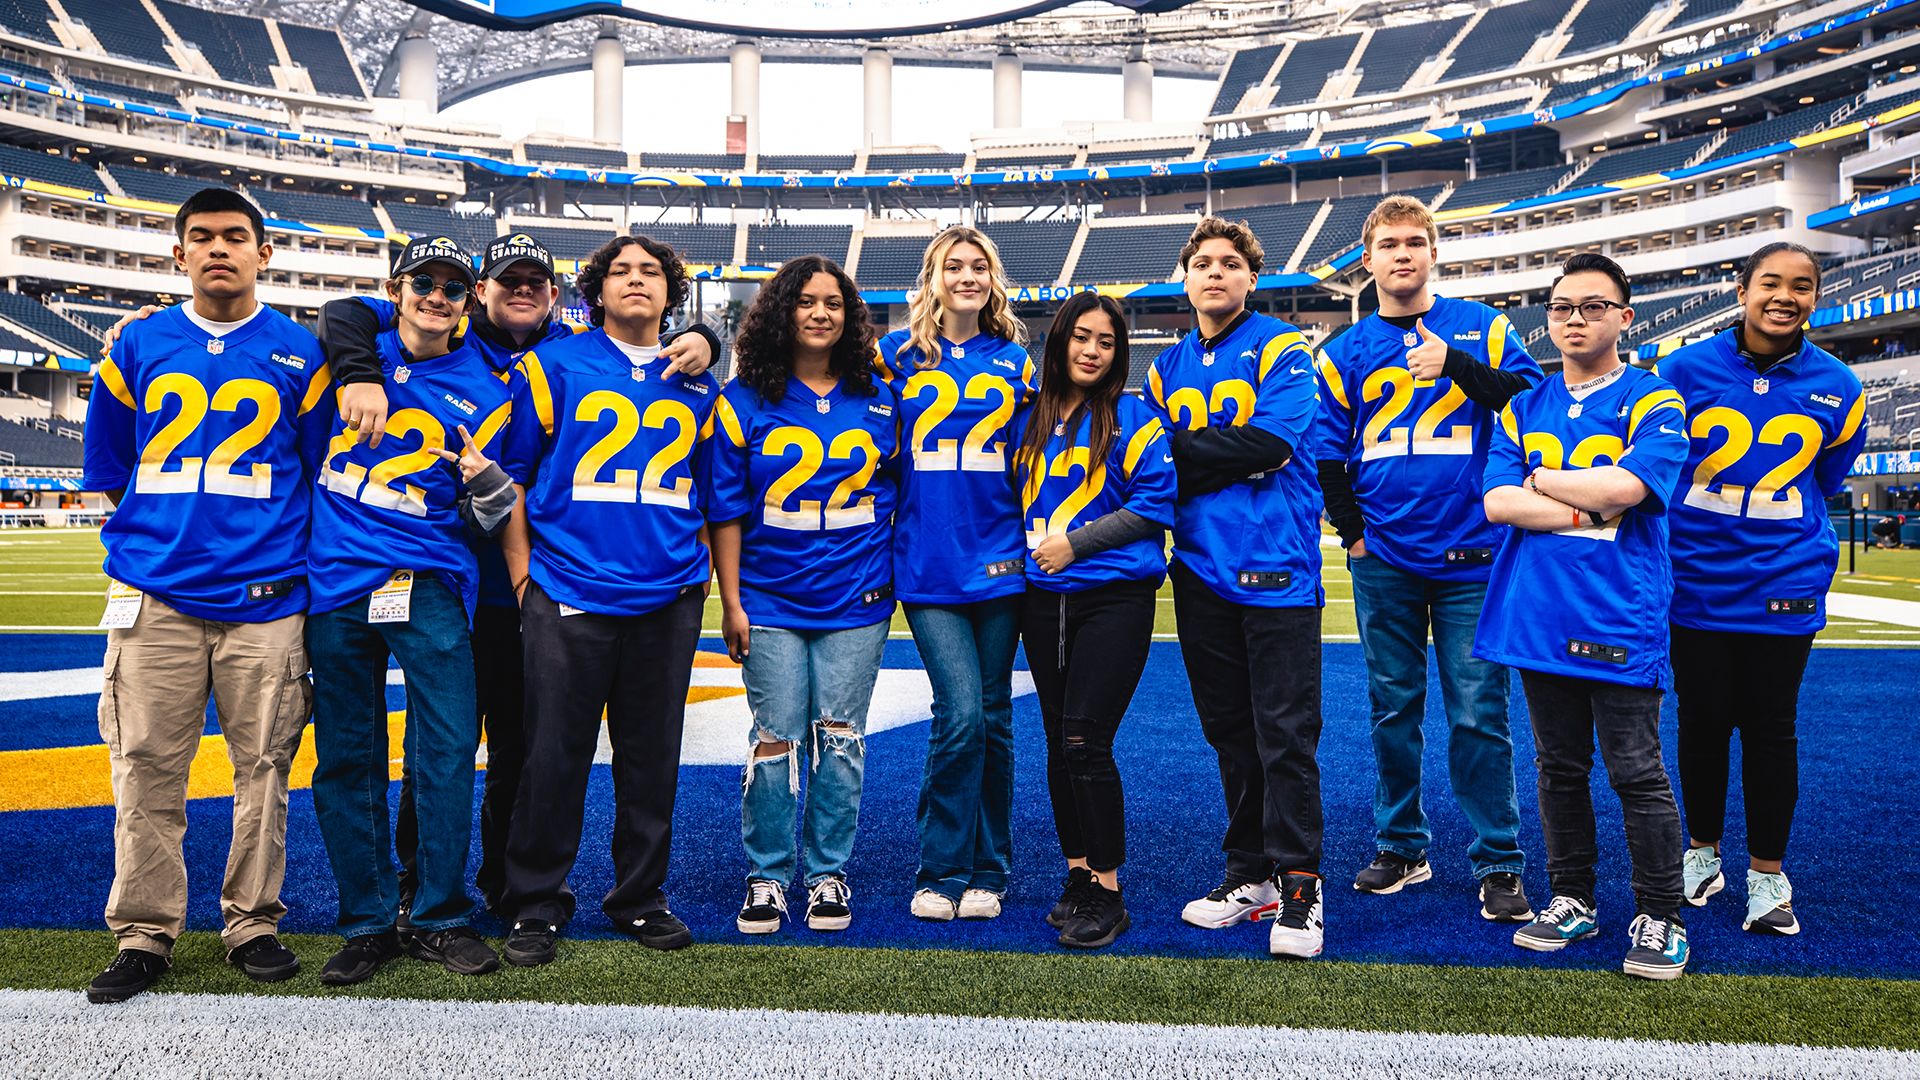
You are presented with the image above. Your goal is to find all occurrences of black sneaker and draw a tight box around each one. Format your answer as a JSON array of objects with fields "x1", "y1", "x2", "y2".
[
  {"x1": 1353, "y1": 852, "x2": 1432, "y2": 894},
  {"x1": 1057, "y1": 881, "x2": 1129, "y2": 949},
  {"x1": 1479, "y1": 872, "x2": 1534, "y2": 922},
  {"x1": 86, "y1": 949, "x2": 169, "y2": 1004},
  {"x1": 804, "y1": 876, "x2": 853, "y2": 932},
  {"x1": 408, "y1": 925, "x2": 499, "y2": 976},
  {"x1": 621, "y1": 908, "x2": 693, "y2": 951},
  {"x1": 321, "y1": 931, "x2": 401, "y2": 987},
  {"x1": 1046, "y1": 866, "x2": 1095, "y2": 930},
  {"x1": 503, "y1": 919, "x2": 559, "y2": 967},
  {"x1": 736, "y1": 879, "x2": 788, "y2": 935},
  {"x1": 227, "y1": 934, "x2": 300, "y2": 982}
]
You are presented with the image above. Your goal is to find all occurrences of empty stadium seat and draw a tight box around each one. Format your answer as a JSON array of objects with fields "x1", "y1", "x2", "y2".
[
  {"x1": 640, "y1": 153, "x2": 745, "y2": 171},
  {"x1": 1563, "y1": 0, "x2": 1660, "y2": 56},
  {"x1": 1301, "y1": 186, "x2": 1442, "y2": 267},
  {"x1": 866, "y1": 152, "x2": 967, "y2": 173},
  {"x1": 0, "y1": 144, "x2": 102, "y2": 193},
  {"x1": 106, "y1": 164, "x2": 214, "y2": 205},
  {"x1": 1352, "y1": 18, "x2": 1466, "y2": 97},
  {"x1": 743, "y1": 224, "x2": 851, "y2": 266},
  {"x1": 523, "y1": 224, "x2": 619, "y2": 260},
  {"x1": 979, "y1": 220, "x2": 1079, "y2": 287},
  {"x1": 0, "y1": 417, "x2": 83, "y2": 468},
  {"x1": 153, "y1": 0, "x2": 277, "y2": 87},
  {"x1": 1270, "y1": 34, "x2": 1360, "y2": 107},
  {"x1": 1445, "y1": 165, "x2": 1573, "y2": 210},
  {"x1": 1717, "y1": 99, "x2": 1846, "y2": 158},
  {"x1": 756, "y1": 155, "x2": 856, "y2": 174},
  {"x1": 1073, "y1": 222, "x2": 1196, "y2": 284},
  {"x1": 525, "y1": 144, "x2": 629, "y2": 168},
  {"x1": 0, "y1": 55, "x2": 53, "y2": 85},
  {"x1": 381, "y1": 203, "x2": 498, "y2": 251},
  {"x1": 628, "y1": 222, "x2": 735, "y2": 265},
  {"x1": 854, "y1": 235, "x2": 930, "y2": 288},
  {"x1": 1207, "y1": 125, "x2": 1313, "y2": 157},
  {"x1": 975, "y1": 152, "x2": 1074, "y2": 169},
  {"x1": 0, "y1": 0, "x2": 57, "y2": 45},
  {"x1": 67, "y1": 0, "x2": 175, "y2": 68},
  {"x1": 276, "y1": 22, "x2": 366, "y2": 99},
  {"x1": 249, "y1": 189, "x2": 379, "y2": 230},
  {"x1": 1573, "y1": 135, "x2": 1712, "y2": 188},
  {"x1": 1447, "y1": 0, "x2": 1564, "y2": 79},
  {"x1": 0, "y1": 294, "x2": 98, "y2": 356},
  {"x1": 67, "y1": 77, "x2": 181, "y2": 110},
  {"x1": 1228, "y1": 202, "x2": 1325, "y2": 262},
  {"x1": 1211, "y1": 43, "x2": 1284, "y2": 115}
]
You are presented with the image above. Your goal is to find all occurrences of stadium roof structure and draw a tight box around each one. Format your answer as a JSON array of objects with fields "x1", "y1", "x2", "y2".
[
  {"x1": 402, "y1": 0, "x2": 1200, "y2": 36},
  {"x1": 182, "y1": 0, "x2": 1355, "y2": 106}
]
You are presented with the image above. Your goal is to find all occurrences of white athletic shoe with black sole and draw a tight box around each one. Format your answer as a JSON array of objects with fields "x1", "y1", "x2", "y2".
[
  {"x1": 1267, "y1": 873, "x2": 1325, "y2": 959},
  {"x1": 1744, "y1": 870, "x2": 1801, "y2": 936},
  {"x1": 1181, "y1": 878, "x2": 1280, "y2": 929},
  {"x1": 1683, "y1": 846, "x2": 1725, "y2": 907}
]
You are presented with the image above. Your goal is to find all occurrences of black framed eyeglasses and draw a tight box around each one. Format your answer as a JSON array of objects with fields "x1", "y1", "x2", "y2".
[
  {"x1": 1546, "y1": 300, "x2": 1626, "y2": 322},
  {"x1": 408, "y1": 274, "x2": 469, "y2": 303}
]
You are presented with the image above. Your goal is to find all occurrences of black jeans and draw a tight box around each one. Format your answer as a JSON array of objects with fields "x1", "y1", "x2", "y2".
[
  {"x1": 500, "y1": 579, "x2": 703, "y2": 928},
  {"x1": 1020, "y1": 577, "x2": 1157, "y2": 873},
  {"x1": 1169, "y1": 559, "x2": 1323, "y2": 880},
  {"x1": 1518, "y1": 670, "x2": 1684, "y2": 919},
  {"x1": 1670, "y1": 625, "x2": 1813, "y2": 863},
  {"x1": 396, "y1": 602, "x2": 525, "y2": 910}
]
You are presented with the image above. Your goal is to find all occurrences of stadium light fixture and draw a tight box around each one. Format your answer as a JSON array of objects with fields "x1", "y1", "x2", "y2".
[
  {"x1": 1592, "y1": 143, "x2": 1606, "y2": 152},
  {"x1": 1905, "y1": 65, "x2": 1919, "y2": 74},
  {"x1": 1707, "y1": 117, "x2": 1722, "y2": 125},
  {"x1": 73, "y1": 146, "x2": 88, "y2": 154},
  {"x1": 1644, "y1": 131, "x2": 1659, "y2": 139},
  {"x1": 1799, "y1": 96, "x2": 1816, "y2": 104},
  {"x1": 132, "y1": 155, "x2": 146, "y2": 164}
]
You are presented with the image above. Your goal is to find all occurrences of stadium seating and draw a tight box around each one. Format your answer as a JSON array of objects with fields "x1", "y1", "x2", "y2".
[
  {"x1": 639, "y1": 152, "x2": 745, "y2": 171},
  {"x1": 866, "y1": 152, "x2": 966, "y2": 172},
  {"x1": 249, "y1": 189, "x2": 380, "y2": 230},
  {"x1": 0, "y1": 416, "x2": 83, "y2": 468},
  {"x1": 525, "y1": 144, "x2": 629, "y2": 168},
  {"x1": 0, "y1": 144, "x2": 103, "y2": 192},
  {"x1": 627, "y1": 222, "x2": 735, "y2": 265},
  {"x1": 1716, "y1": 99, "x2": 1846, "y2": 158},
  {"x1": 1270, "y1": 34, "x2": 1360, "y2": 107},
  {"x1": 1086, "y1": 147, "x2": 1189, "y2": 166},
  {"x1": 0, "y1": 325, "x2": 44, "y2": 353},
  {"x1": 1655, "y1": 33, "x2": 1758, "y2": 72},
  {"x1": 1230, "y1": 202, "x2": 1324, "y2": 262},
  {"x1": 1322, "y1": 116, "x2": 1436, "y2": 146},
  {"x1": 976, "y1": 152, "x2": 1074, "y2": 169},
  {"x1": 1352, "y1": 18, "x2": 1467, "y2": 98},
  {"x1": 106, "y1": 164, "x2": 215, "y2": 205},
  {"x1": 1574, "y1": 134, "x2": 1713, "y2": 187},
  {"x1": 1676, "y1": 0, "x2": 1747, "y2": 23},
  {"x1": 153, "y1": 0, "x2": 277, "y2": 88},
  {"x1": 1206, "y1": 125, "x2": 1313, "y2": 157},
  {"x1": 978, "y1": 220, "x2": 1079, "y2": 287},
  {"x1": 1073, "y1": 222, "x2": 1196, "y2": 284},
  {"x1": 756, "y1": 155, "x2": 856, "y2": 174},
  {"x1": 1563, "y1": 0, "x2": 1660, "y2": 56},
  {"x1": 1301, "y1": 186, "x2": 1442, "y2": 266},
  {"x1": 381, "y1": 202, "x2": 498, "y2": 250},
  {"x1": 0, "y1": 0, "x2": 57, "y2": 45},
  {"x1": 65, "y1": 0, "x2": 176, "y2": 69},
  {"x1": 276, "y1": 23, "x2": 366, "y2": 99},
  {"x1": 0, "y1": 294, "x2": 98, "y2": 356},
  {"x1": 743, "y1": 224, "x2": 852, "y2": 266},
  {"x1": 1543, "y1": 71, "x2": 1616, "y2": 108},
  {"x1": 1446, "y1": 0, "x2": 1565, "y2": 80},
  {"x1": 1453, "y1": 100, "x2": 1530, "y2": 125},
  {"x1": 0, "y1": 55, "x2": 53, "y2": 84},
  {"x1": 1445, "y1": 165, "x2": 1573, "y2": 210},
  {"x1": 524, "y1": 224, "x2": 619, "y2": 260},
  {"x1": 67, "y1": 77, "x2": 181, "y2": 110},
  {"x1": 1210, "y1": 43, "x2": 1283, "y2": 115},
  {"x1": 853, "y1": 235, "x2": 928, "y2": 288}
]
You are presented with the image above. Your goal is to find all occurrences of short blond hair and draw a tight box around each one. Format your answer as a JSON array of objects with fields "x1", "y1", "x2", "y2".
[
  {"x1": 1361, "y1": 195, "x2": 1437, "y2": 250},
  {"x1": 1179, "y1": 216, "x2": 1264, "y2": 277}
]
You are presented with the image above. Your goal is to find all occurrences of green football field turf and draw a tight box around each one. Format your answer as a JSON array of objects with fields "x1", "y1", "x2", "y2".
[
  {"x1": 1, "y1": 929, "x2": 1915, "y2": 1049},
  {"x1": 5, "y1": 527, "x2": 1919, "y2": 645}
]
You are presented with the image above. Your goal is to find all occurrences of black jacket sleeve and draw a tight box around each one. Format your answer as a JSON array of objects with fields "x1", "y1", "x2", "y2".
[
  {"x1": 665, "y1": 321, "x2": 722, "y2": 360},
  {"x1": 1442, "y1": 348, "x2": 1536, "y2": 412},
  {"x1": 316, "y1": 298, "x2": 386, "y2": 386},
  {"x1": 1170, "y1": 425, "x2": 1294, "y2": 500},
  {"x1": 1318, "y1": 459, "x2": 1366, "y2": 549}
]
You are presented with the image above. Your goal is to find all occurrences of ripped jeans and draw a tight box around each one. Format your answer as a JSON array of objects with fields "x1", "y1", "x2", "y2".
[{"x1": 739, "y1": 619, "x2": 890, "y2": 887}]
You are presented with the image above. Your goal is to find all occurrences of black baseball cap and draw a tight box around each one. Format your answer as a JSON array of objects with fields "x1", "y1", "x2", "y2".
[
  {"x1": 483, "y1": 232, "x2": 555, "y2": 280},
  {"x1": 392, "y1": 235, "x2": 477, "y2": 282}
]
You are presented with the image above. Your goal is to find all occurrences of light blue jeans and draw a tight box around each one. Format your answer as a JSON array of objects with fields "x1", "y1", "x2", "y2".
[{"x1": 740, "y1": 620, "x2": 890, "y2": 887}]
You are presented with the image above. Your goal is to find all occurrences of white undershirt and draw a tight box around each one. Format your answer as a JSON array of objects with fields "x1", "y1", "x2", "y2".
[
  {"x1": 181, "y1": 303, "x2": 263, "y2": 339},
  {"x1": 609, "y1": 339, "x2": 661, "y2": 367}
]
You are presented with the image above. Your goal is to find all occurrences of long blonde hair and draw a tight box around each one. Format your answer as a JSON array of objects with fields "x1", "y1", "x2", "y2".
[{"x1": 905, "y1": 225, "x2": 1027, "y2": 367}]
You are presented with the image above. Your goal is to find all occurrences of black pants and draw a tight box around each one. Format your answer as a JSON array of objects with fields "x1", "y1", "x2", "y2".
[
  {"x1": 1518, "y1": 670, "x2": 1684, "y2": 919},
  {"x1": 500, "y1": 579, "x2": 702, "y2": 928},
  {"x1": 1169, "y1": 559, "x2": 1323, "y2": 880},
  {"x1": 1670, "y1": 625, "x2": 1813, "y2": 863},
  {"x1": 396, "y1": 602, "x2": 525, "y2": 910},
  {"x1": 1020, "y1": 577, "x2": 1157, "y2": 873}
]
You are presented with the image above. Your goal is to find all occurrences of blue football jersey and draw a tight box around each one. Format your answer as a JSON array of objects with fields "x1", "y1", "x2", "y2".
[
  {"x1": 705, "y1": 375, "x2": 901, "y2": 631},
  {"x1": 1316, "y1": 296, "x2": 1542, "y2": 580},
  {"x1": 84, "y1": 305, "x2": 331, "y2": 622},
  {"x1": 499, "y1": 329, "x2": 719, "y2": 617},
  {"x1": 1014, "y1": 394, "x2": 1176, "y2": 593},
  {"x1": 354, "y1": 296, "x2": 587, "y2": 610},
  {"x1": 875, "y1": 329, "x2": 1035, "y2": 604},
  {"x1": 1475, "y1": 366, "x2": 1690, "y2": 687},
  {"x1": 1144, "y1": 311, "x2": 1325, "y2": 608},
  {"x1": 307, "y1": 333, "x2": 512, "y2": 623},
  {"x1": 1658, "y1": 328, "x2": 1866, "y2": 635}
]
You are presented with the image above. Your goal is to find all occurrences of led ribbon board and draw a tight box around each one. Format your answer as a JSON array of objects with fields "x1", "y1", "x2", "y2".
[{"x1": 404, "y1": 0, "x2": 1190, "y2": 36}]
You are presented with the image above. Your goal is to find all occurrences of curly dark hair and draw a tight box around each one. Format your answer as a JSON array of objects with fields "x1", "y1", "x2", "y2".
[
  {"x1": 731, "y1": 255, "x2": 877, "y2": 403},
  {"x1": 576, "y1": 234, "x2": 688, "y2": 332}
]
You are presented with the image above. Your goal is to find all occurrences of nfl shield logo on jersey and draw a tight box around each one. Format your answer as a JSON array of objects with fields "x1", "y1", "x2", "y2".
[{"x1": 1753, "y1": 378, "x2": 1770, "y2": 395}]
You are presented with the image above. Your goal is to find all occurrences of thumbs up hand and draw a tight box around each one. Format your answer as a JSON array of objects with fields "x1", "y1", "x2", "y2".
[{"x1": 1407, "y1": 319, "x2": 1449, "y2": 382}]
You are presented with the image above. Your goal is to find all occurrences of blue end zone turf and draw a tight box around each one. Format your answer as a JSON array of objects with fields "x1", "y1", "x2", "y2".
[{"x1": 2, "y1": 635, "x2": 1913, "y2": 979}]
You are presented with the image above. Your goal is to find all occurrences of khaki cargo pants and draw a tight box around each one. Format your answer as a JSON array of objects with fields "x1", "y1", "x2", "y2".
[{"x1": 97, "y1": 595, "x2": 311, "y2": 956}]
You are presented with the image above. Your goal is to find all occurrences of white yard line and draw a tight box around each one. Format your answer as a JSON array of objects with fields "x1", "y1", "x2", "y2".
[{"x1": 1826, "y1": 593, "x2": 1920, "y2": 629}]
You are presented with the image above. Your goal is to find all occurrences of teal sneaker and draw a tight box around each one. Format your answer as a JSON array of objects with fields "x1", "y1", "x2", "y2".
[
  {"x1": 1512, "y1": 894, "x2": 1599, "y2": 952},
  {"x1": 1744, "y1": 870, "x2": 1801, "y2": 935},
  {"x1": 1683, "y1": 846, "x2": 1724, "y2": 907},
  {"x1": 1623, "y1": 913, "x2": 1689, "y2": 981}
]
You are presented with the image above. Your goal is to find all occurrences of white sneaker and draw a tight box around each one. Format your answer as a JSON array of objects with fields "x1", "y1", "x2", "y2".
[
  {"x1": 909, "y1": 889, "x2": 957, "y2": 922},
  {"x1": 1181, "y1": 878, "x2": 1280, "y2": 929},
  {"x1": 1683, "y1": 846, "x2": 1724, "y2": 907},
  {"x1": 1744, "y1": 870, "x2": 1800, "y2": 935},
  {"x1": 1268, "y1": 873, "x2": 1325, "y2": 959},
  {"x1": 957, "y1": 888, "x2": 1003, "y2": 919}
]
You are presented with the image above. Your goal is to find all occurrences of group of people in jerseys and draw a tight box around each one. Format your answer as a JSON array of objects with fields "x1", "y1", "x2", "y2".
[{"x1": 79, "y1": 184, "x2": 1862, "y2": 1005}]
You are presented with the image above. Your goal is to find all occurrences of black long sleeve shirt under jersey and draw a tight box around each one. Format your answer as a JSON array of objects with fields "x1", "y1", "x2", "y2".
[{"x1": 1164, "y1": 309, "x2": 1296, "y2": 501}]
